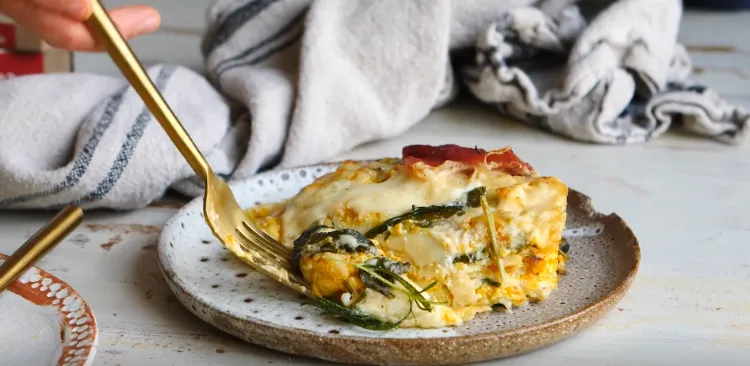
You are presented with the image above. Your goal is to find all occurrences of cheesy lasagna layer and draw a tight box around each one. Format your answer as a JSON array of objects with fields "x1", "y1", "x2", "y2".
[{"x1": 245, "y1": 144, "x2": 569, "y2": 329}]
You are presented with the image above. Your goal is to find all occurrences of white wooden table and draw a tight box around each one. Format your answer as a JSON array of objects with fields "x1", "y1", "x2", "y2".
[{"x1": 2, "y1": 7, "x2": 750, "y2": 366}]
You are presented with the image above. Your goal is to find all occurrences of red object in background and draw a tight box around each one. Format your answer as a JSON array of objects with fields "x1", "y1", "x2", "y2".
[
  {"x1": 0, "y1": 49, "x2": 72, "y2": 80},
  {"x1": 0, "y1": 15, "x2": 50, "y2": 51},
  {"x1": 0, "y1": 22, "x2": 17, "y2": 49},
  {"x1": 0, "y1": 51, "x2": 45, "y2": 79},
  {"x1": 402, "y1": 144, "x2": 534, "y2": 176},
  {"x1": 0, "y1": 17, "x2": 71, "y2": 79}
]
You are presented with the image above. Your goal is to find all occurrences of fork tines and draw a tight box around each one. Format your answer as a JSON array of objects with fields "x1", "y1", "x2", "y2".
[{"x1": 233, "y1": 220, "x2": 312, "y2": 297}]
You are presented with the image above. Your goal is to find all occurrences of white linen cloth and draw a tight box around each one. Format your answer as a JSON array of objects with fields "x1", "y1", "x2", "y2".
[{"x1": 0, "y1": 0, "x2": 746, "y2": 209}]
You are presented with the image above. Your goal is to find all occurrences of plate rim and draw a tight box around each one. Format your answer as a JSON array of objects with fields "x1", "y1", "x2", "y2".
[
  {"x1": 0, "y1": 253, "x2": 99, "y2": 366},
  {"x1": 157, "y1": 161, "x2": 641, "y2": 362}
]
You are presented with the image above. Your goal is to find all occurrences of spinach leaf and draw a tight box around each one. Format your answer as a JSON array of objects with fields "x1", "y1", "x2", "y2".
[
  {"x1": 465, "y1": 186, "x2": 487, "y2": 208},
  {"x1": 452, "y1": 251, "x2": 486, "y2": 264},
  {"x1": 364, "y1": 186, "x2": 488, "y2": 239},
  {"x1": 364, "y1": 204, "x2": 465, "y2": 238},
  {"x1": 491, "y1": 303, "x2": 508, "y2": 312},
  {"x1": 292, "y1": 225, "x2": 378, "y2": 272},
  {"x1": 559, "y1": 238, "x2": 570, "y2": 254},
  {"x1": 482, "y1": 278, "x2": 501, "y2": 287}
]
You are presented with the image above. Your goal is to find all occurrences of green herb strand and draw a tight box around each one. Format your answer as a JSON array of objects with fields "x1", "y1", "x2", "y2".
[
  {"x1": 482, "y1": 278, "x2": 501, "y2": 287},
  {"x1": 364, "y1": 187, "x2": 487, "y2": 239},
  {"x1": 364, "y1": 204, "x2": 465, "y2": 238},
  {"x1": 354, "y1": 261, "x2": 441, "y2": 312},
  {"x1": 308, "y1": 297, "x2": 406, "y2": 330},
  {"x1": 452, "y1": 251, "x2": 485, "y2": 264},
  {"x1": 480, "y1": 193, "x2": 506, "y2": 286}
]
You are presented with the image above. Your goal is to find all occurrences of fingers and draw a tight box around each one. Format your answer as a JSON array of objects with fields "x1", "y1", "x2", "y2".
[
  {"x1": 99, "y1": 6, "x2": 162, "y2": 47},
  {"x1": 21, "y1": 0, "x2": 93, "y2": 20},
  {"x1": 1, "y1": 0, "x2": 93, "y2": 50},
  {"x1": 0, "y1": 0, "x2": 160, "y2": 51}
]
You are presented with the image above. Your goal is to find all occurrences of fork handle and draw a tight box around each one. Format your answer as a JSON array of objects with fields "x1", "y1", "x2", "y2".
[
  {"x1": 85, "y1": 1, "x2": 211, "y2": 181},
  {"x1": 0, "y1": 206, "x2": 83, "y2": 292}
]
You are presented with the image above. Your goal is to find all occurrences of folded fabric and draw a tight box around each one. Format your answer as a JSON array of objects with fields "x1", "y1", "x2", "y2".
[
  {"x1": 462, "y1": 0, "x2": 748, "y2": 144},
  {"x1": 0, "y1": 0, "x2": 746, "y2": 210}
]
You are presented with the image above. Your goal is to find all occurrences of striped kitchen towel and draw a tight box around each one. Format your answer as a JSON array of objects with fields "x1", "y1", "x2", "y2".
[{"x1": 0, "y1": 0, "x2": 747, "y2": 209}]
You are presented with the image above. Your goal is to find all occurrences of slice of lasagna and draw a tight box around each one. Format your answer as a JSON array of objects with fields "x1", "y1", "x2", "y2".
[{"x1": 246, "y1": 144, "x2": 569, "y2": 329}]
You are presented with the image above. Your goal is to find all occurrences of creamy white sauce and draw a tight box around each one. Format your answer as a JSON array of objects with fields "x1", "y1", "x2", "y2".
[
  {"x1": 336, "y1": 234, "x2": 362, "y2": 250},
  {"x1": 281, "y1": 169, "x2": 482, "y2": 245}
]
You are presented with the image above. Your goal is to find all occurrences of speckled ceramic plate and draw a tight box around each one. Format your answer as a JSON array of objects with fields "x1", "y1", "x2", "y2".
[
  {"x1": 0, "y1": 253, "x2": 98, "y2": 366},
  {"x1": 157, "y1": 162, "x2": 640, "y2": 365}
]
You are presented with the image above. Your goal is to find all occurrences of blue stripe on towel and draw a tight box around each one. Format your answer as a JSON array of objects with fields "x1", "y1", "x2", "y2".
[
  {"x1": 213, "y1": 10, "x2": 306, "y2": 75},
  {"x1": 216, "y1": 30, "x2": 303, "y2": 76},
  {"x1": 203, "y1": 0, "x2": 280, "y2": 56},
  {"x1": 68, "y1": 66, "x2": 178, "y2": 207},
  {"x1": 0, "y1": 89, "x2": 127, "y2": 208}
]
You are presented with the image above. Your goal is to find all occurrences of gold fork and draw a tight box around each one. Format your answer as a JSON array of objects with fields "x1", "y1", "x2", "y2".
[
  {"x1": 85, "y1": 1, "x2": 311, "y2": 297},
  {"x1": 0, "y1": 205, "x2": 83, "y2": 292}
]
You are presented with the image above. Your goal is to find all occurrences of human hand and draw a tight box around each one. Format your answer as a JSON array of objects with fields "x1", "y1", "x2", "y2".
[{"x1": 0, "y1": 0, "x2": 160, "y2": 51}]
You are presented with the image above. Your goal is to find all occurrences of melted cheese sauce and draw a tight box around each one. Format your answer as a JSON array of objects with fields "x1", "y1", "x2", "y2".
[
  {"x1": 246, "y1": 157, "x2": 568, "y2": 329},
  {"x1": 279, "y1": 161, "x2": 486, "y2": 245}
]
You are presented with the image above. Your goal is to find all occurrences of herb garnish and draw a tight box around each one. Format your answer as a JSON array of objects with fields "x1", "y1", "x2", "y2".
[
  {"x1": 491, "y1": 303, "x2": 508, "y2": 312},
  {"x1": 364, "y1": 186, "x2": 487, "y2": 239},
  {"x1": 355, "y1": 257, "x2": 440, "y2": 312},
  {"x1": 307, "y1": 256, "x2": 442, "y2": 330},
  {"x1": 292, "y1": 225, "x2": 378, "y2": 271},
  {"x1": 559, "y1": 238, "x2": 570, "y2": 254},
  {"x1": 479, "y1": 190, "x2": 506, "y2": 286},
  {"x1": 559, "y1": 250, "x2": 569, "y2": 262},
  {"x1": 465, "y1": 186, "x2": 486, "y2": 208},
  {"x1": 364, "y1": 205, "x2": 465, "y2": 238},
  {"x1": 482, "y1": 278, "x2": 501, "y2": 287},
  {"x1": 452, "y1": 251, "x2": 485, "y2": 264},
  {"x1": 302, "y1": 185, "x2": 494, "y2": 330},
  {"x1": 308, "y1": 297, "x2": 406, "y2": 330},
  {"x1": 358, "y1": 257, "x2": 410, "y2": 298}
]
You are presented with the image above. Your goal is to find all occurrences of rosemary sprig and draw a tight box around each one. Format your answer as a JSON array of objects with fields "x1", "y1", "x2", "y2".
[
  {"x1": 358, "y1": 258, "x2": 410, "y2": 298},
  {"x1": 355, "y1": 258, "x2": 441, "y2": 312},
  {"x1": 308, "y1": 297, "x2": 408, "y2": 330},
  {"x1": 307, "y1": 256, "x2": 440, "y2": 330},
  {"x1": 419, "y1": 281, "x2": 438, "y2": 293},
  {"x1": 479, "y1": 192, "x2": 506, "y2": 286}
]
